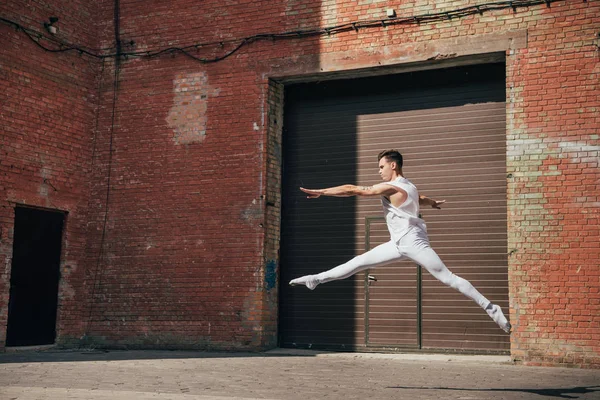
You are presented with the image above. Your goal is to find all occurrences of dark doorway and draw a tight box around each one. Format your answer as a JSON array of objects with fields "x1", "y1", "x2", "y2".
[{"x1": 6, "y1": 207, "x2": 64, "y2": 346}]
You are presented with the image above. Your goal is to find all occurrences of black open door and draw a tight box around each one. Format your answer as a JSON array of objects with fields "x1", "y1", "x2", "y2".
[{"x1": 6, "y1": 207, "x2": 64, "y2": 346}]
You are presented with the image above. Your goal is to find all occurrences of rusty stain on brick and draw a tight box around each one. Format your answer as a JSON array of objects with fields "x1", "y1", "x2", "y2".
[{"x1": 166, "y1": 72, "x2": 220, "y2": 145}]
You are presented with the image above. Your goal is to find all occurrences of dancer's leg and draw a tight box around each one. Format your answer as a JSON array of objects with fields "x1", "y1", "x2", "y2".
[
  {"x1": 409, "y1": 245, "x2": 490, "y2": 308},
  {"x1": 290, "y1": 240, "x2": 402, "y2": 290},
  {"x1": 405, "y1": 235, "x2": 511, "y2": 333}
]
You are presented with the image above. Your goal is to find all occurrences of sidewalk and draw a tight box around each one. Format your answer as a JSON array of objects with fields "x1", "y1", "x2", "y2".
[{"x1": 1, "y1": 348, "x2": 598, "y2": 399}]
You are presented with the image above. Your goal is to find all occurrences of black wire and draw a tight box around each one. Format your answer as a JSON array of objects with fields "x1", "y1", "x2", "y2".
[
  {"x1": 116, "y1": 0, "x2": 566, "y2": 63},
  {"x1": 0, "y1": 17, "x2": 106, "y2": 58},
  {"x1": 83, "y1": 58, "x2": 106, "y2": 339},
  {"x1": 1, "y1": 0, "x2": 578, "y2": 64},
  {"x1": 84, "y1": 1, "x2": 122, "y2": 339}
]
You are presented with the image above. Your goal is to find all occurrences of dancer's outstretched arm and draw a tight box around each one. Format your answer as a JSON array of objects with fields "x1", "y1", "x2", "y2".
[
  {"x1": 300, "y1": 184, "x2": 397, "y2": 199},
  {"x1": 300, "y1": 185, "x2": 446, "y2": 209}
]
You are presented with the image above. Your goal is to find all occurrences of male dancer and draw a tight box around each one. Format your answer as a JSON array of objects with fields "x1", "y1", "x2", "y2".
[{"x1": 290, "y1": 149, "x2": 511, "y2": 333}]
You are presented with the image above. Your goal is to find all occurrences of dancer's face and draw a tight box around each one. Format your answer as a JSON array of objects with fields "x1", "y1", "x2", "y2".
[{"x1": 378, "y1": 158, "x2": 395, "y2": 181}]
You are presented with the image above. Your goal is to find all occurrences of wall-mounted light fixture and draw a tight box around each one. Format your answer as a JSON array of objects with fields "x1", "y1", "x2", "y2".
[{"x1": 44, "y1": 17, "x2": 59, "y2": 34}]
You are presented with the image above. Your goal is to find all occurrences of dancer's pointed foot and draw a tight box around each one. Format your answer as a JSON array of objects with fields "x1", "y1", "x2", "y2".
[
  {"x1": 289, "y1": 275, "x2": 319, "y2": 290},
  {"x1": 487, "y1": 304, "x2": 512, "y2": 333}
]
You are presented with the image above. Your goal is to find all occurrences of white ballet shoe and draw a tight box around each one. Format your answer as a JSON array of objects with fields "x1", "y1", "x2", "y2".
[
  {"x1": 487, "y1": 304, "x2": 512, "y2": 333},
  {"x1": 289, "y1": 275, "x2": 319, "y2": 290}
]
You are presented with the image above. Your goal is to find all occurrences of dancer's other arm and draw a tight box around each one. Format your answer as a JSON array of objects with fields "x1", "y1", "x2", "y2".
[{"x1": 419, "y1": 195, "x2": 446, "y2": 209}]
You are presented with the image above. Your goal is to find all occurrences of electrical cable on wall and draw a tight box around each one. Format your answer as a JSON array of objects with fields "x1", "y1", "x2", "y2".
[
  {"x1": 0, "y1": 0, "x2": 591, "y2": 65},
  {"x1": 82, "y1": 0, "x2": 122, "y2": 340}
]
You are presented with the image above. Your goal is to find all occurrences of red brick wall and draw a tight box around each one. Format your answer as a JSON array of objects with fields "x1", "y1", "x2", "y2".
[
  {"x1": 0, "y1": 0, "x2": 101, "y2": 346},
  {"x1": 2, "y1": 0, "x2": 599, "y2": 367},
  {"x1": 505, "y1": 2, "x2": 600, "y2": 367},
  {"x1": 79, "y1": 0, "x2": 308, "y2": 349}
]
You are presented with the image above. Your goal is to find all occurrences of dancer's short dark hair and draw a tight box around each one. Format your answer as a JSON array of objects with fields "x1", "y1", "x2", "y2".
[{"x1": 378, "y1": 149, "x2": 403, "y2": 168}]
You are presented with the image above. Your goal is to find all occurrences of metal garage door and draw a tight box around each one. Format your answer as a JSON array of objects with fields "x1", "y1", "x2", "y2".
[{"x1": 279, "y1": 63, "x2": 509, "y2": 353}]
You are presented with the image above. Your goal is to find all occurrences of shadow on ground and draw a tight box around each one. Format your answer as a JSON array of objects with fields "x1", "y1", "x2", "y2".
[
  {"x1": 0, "y1": 348, "x2": 320, "y2": 364},
  {"x1": 387, "y1": 385, "x2": 600, "y2": 399}
]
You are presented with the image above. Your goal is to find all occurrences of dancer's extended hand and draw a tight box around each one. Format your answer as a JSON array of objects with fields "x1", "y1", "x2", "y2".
[
  {"x1": 432, "y1": 200, "x2": 446, "y2": 209},
  {"x1": 300, "y1": 187, "x2": 323, "y2": 199}
]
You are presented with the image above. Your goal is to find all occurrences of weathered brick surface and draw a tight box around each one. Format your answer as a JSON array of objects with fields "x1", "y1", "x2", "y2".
[
  {"x1": 0, "y1": 0, "x2": 101, "y2": 346},
  {"x1": 504, "y1": 2, "x2": 599, "y2": 368},
  {"x1": 2, "y1": 0, "x2": 599, "y2": 367}
]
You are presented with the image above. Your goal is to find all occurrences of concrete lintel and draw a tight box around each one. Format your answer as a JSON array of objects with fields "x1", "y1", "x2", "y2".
[{"x1": 268, "y1": 29, "x2": 526, "y2": 83}]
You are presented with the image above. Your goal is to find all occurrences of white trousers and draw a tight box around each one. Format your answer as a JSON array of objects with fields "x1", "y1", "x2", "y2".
[{"x1": 314, "y1": 228, "x2": 490, "y2": 309}]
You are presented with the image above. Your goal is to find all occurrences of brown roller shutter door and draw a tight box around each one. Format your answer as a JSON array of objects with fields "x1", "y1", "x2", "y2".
[{"x1": 279, "y1": 63, "x2": 510, "y2": 353}]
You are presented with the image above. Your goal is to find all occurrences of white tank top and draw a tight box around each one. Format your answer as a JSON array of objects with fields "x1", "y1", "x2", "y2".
[{"x1": 379, "y1": 177, "x2": 427, "y2": 243}]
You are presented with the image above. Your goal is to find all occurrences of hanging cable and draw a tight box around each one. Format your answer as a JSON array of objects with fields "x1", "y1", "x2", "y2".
[
  {"x1": 0, "y1": 17, "x2": 107, "y2": 58},
  {"x1": 83, "y1": 0, "x2": 122, "y2": 340},
  {"x1": 1, "y1": 0, "x2": 588, "y2": 64}
]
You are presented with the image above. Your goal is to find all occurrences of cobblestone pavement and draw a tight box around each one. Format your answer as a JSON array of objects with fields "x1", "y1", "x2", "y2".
[{"x1": 1, "y1": 349, "x2": 599, "y2": 399}]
